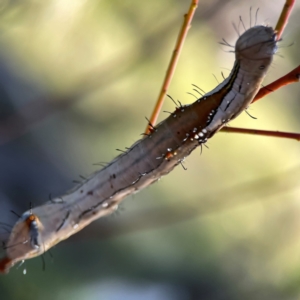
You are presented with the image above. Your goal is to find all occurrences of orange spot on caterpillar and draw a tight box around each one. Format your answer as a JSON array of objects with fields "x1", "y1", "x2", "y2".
[
  {"x1": 165, "y1": 150, "x2": 177, "y2": 161},
  {"x1": 25, "y1": 214, "x2": 38, "y2": 227}
]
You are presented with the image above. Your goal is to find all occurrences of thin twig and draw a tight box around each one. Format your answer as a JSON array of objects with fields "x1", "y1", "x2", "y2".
[
  {"x1": 253, "y1": 65, "x2": 300, "y2": 103},
  {"x1": 145, "y1": 0, "x2": 199, "y2": 134},
  {"x1": 275, "y1": 0, "x2": 295, "y2": 41},
  {"x1": 221, "y1": 127, "x2": 300, "y2": 141}
]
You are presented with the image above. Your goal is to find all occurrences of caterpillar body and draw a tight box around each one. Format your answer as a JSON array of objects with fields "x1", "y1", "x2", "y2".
[{"x1": 0, "y1": 25, "x2": 277, "y2": 273}]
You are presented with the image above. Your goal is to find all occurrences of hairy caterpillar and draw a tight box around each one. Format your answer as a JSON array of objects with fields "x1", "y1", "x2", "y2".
[{"x1": 0, "y1": 25, "x2": 277, "y2": 273}]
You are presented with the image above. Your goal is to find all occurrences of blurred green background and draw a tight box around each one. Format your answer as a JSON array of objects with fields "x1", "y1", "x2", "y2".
[{"x1": 0, "y1": 0, "x2": 300, "y2": 299}]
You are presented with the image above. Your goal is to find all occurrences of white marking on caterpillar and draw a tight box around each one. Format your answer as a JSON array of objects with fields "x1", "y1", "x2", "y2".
[{"x1": 0, "y1": 25, "x2": 277, "y2": 273}]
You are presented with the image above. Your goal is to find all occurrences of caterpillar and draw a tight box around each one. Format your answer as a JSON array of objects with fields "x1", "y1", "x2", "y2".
[{"x1": 0, "y1": 24, "x2": 278, "y2": 273}]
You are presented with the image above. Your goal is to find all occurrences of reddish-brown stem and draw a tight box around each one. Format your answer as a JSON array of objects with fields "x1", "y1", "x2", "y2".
[
  {"x1": 145, "y1": 0, "x2": 199, "y2": 134},
  {"x1": 253, "y1": 65, "x2": 300, "y2": 103},
  {"x1": 227, "y1": 64, "x2": 300, "y2": 140},
  {"x1": 221, "y1": 127, "x2": 300, "y2": 141},
  {"x1": 275, "y1": 0, "x2": 295, "y2": 41}
]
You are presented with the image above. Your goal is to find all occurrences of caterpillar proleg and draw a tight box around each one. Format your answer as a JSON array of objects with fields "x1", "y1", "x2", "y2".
[{"x1": 0, "y1": 25, "x2": 277, "y2": 273}]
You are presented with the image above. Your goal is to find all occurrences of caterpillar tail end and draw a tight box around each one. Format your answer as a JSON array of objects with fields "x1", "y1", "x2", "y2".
[{"x1": 0, "y1": 256, "x2": 13, "y2": 274}]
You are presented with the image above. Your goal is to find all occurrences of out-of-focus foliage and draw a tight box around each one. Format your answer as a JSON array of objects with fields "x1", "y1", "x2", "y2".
[{"x1": 0, "y1": 1, "x2": 300, "y2": 299}]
